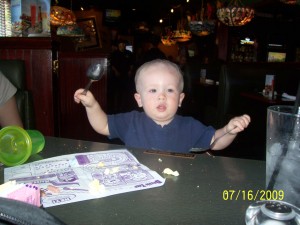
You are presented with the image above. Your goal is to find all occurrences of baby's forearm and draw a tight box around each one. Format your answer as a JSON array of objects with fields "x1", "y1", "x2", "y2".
[
  {"x1": 211, "y1": 127, "x2": 236, "y2": 150},
  {"x1": 86, "y1": 102, "x2": 109, "y2": 135}
]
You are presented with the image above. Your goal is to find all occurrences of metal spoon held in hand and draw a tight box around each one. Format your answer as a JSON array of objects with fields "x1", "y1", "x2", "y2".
[
  {"x1": 189, "y1": 126, "x2": 237, "y2": 153},
  {"x1": 82, "y1": 63, "x2": 104, "y2": 95}
]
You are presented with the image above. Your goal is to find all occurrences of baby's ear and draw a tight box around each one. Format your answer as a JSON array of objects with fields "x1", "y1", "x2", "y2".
[
  {"x1": 134, "y1": 93, "x2": 143, "y2": 107},
  {"x1": 179, "y1": 92, "x2": 185, "y2": 106}
]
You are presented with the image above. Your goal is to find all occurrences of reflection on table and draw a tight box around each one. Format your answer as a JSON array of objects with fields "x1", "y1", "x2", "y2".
[{"x1": 0, "y1": 136, "x2": 265, "y2": 225}]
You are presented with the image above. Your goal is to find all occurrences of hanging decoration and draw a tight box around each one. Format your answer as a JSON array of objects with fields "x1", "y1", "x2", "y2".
[
  {"x1": 172, "y1": 8, "x2": 192, "y2": 42},
  {"x1": 160, "y1": 37, "x2": 177, "y2": 46},
  {"x1": 56, "y1": 24, "x2": 84, "y2": 37},
  {"x1": 172, "y1": 29, "x2": 192, "y2": 42},
  {"x1": 161, "y1": 3, "x2": 191, "y2": 45},
  {"x1": 161, "y1": 26, "x2": 177, "y2": 46},
  {"x1": 189, "y1": 1, "x2": 215, "y2": 36},
  {"x1": 50, "y1": 0, "x2": 84, "y2": 37},
  {"x1": 280, "y1": 0, "x2": 299, "y2": 4},
  {"x1": 161, "y1": 27, "x2": 191, "y2": 46},
  {"x1": 217, "y1": 0, "x2": 254, "y2": 26},
  {"x1": 189, "y1": 20, "x2": 215, "y2": 36},
  {"x1": 50, "y1": 6, "x2": 76, "y2": 26},
  {"x1": 135, "y1": 21, "x2": 150, "y2": 33}
]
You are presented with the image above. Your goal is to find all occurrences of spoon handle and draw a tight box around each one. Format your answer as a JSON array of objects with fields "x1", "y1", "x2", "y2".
[
  {"x1": 82, "y1": 80, "x2": 93, "y2": 95},
  {"x1": 210, "y1": 126, "x2": 237, "y2": 149},
  {"x1": 189, "y1": 126, "x2": 237, "y2": 153}
]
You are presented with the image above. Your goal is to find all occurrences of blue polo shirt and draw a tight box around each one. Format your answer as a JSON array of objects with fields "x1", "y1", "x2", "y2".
[{"x1": 108, "y1": 111, "x2": 215, "y2": 153}]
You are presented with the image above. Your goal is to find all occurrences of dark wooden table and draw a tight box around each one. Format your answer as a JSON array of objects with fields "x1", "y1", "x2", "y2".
[{"x1": 1, "y1": 136, "x2": 266, "y2": 225}]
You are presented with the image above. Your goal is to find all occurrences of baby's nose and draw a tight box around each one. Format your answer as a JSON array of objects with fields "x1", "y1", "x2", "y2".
[{"x1": 158, "y1": 92, "x2": 166, "y2": 100}]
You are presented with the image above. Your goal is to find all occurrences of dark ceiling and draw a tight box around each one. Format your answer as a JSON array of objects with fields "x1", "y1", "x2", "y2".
[{"x1": 53, "y1": 0, "x2": 300, "y2": 27}]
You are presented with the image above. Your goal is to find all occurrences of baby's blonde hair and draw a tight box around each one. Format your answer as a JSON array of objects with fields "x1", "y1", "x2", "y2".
[{"x1": 134, "y1": 59, "x2": 184, "y2": 93}]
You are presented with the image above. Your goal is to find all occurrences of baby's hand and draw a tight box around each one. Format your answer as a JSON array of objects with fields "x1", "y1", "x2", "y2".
[
  {"x1": 74, "y1": 89, "x2": 96, "y2": 107},
  {"x1": 227, "y1": 114, "x2": 251, "y2": 134}
]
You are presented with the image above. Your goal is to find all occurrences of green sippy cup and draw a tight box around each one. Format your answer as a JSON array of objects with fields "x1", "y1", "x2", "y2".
[{"x1": 0, "y1": 126, "x2": 45, "y2": 166}]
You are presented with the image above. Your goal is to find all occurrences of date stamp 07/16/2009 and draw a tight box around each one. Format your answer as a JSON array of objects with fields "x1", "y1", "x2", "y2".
[{"x1": 222, "y1": 189, "x2": 284, "y2": 201}]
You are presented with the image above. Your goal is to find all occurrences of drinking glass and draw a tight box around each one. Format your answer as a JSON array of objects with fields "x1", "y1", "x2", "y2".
[{"x1": 266, "y1": 105, "x2": 300, "y2": 208}]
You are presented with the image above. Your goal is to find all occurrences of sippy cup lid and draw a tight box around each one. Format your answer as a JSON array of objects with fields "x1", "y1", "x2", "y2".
[{"x1": 0, "y1": 126, "x2": 32, "y2": 166}]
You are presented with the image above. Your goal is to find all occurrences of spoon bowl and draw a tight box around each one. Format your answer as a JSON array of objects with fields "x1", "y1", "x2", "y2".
[{"x1": 82, "y1": 63, "x2": 104, "y2": 95}]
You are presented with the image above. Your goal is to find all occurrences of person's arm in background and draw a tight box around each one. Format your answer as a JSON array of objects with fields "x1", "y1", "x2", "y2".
[
  {"x1": 0, "y1": 72, "x2": 23, "y2": 128},
  {"x1": 0, "y1": 96, "x2": 23, "y2": 128}
]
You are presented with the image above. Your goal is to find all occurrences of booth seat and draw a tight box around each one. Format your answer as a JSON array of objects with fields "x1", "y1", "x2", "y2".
[
  {"x1": 216, "y1": 62, "x2": 300, "y2": 127},
  {"x1": 178, "y1": 58, "x2": 223, "y2": 124},
  {"x1": 0, "y1": 59, "x2": 35, "y2": 129},
  {"x1": 213, "y1": 62, "x2": 300, "y2": 160}
]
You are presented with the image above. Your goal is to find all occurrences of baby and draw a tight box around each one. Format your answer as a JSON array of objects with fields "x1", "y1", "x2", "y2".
[{"x1": 74, "y1": 59, "x2": 250, "y2": 153}]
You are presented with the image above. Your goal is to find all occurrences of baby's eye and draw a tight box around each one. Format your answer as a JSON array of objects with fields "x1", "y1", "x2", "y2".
[
  {"x1": 167, "y1": 88, "x2": 175, "y2": 93},
  {"x1": 149, "y1": 89, "x2": 157, "y2": 93}
]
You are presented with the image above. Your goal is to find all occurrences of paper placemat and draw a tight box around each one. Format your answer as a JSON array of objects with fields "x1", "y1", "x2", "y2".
[{"x1": 4, "y1": 149, "x2": 165, "y2": 208}]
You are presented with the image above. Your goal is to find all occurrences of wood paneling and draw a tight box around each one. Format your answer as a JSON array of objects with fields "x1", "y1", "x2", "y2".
[
  {"x1": 0, "y1": 37, "x2": 54, "y2": 136},
  {"x1": 57, "y1": 52, "x2": 109, "y2": 142}
]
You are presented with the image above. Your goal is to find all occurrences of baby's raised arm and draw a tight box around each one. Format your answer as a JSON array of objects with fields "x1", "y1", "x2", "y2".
[{"x1": 74, "y1": 89, "x2": 110, "y2": 136}]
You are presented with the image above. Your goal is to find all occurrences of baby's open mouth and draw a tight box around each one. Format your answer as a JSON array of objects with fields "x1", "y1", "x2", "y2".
[{"x1": 157, "y1": 104, "x2": 167, "y2": 112}]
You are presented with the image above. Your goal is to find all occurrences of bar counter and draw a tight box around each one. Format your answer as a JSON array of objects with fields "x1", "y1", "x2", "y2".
[{"x1": 0, "y1": 136, "x2": 266, "y2": 225}]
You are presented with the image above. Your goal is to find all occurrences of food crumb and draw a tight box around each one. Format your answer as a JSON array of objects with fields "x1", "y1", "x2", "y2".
[
  {"x1": 88, "y1": 179, "x2": 105, "y2": 195},
  {"x1": 104, "y1": 168, "x2": 110, "y2": 175},
  {"x1": 163, "y1": 168, "x2": 180, "y2": 176},
  {"x1": 110, "y1": 167, "x2": 119, "y2": 174},
  {"x1": 98, "y1": 162, "x2": 105, "y2": 167},
  {"x1": 158, "y1": 158, "x2": 162, "y2": 162}
]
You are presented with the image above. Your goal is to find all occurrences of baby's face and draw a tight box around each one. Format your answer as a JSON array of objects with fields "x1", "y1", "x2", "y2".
[{"x1": 134, "y1": 65, "x2": 185, "y2": 126}]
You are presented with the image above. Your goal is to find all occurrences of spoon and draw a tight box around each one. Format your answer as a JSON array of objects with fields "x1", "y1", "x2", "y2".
[
  {"x1": 189, "y1": 126, "x2": 237, "y2": 153},
  {"x1": 82, "y1": 63, "x2": 104, "y2": 95}
]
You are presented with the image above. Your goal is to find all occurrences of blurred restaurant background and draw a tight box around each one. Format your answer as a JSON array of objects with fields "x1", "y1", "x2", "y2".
[{"x1": 1, "y1": 0, "x2": 299, "y2": 160}]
